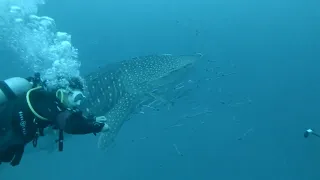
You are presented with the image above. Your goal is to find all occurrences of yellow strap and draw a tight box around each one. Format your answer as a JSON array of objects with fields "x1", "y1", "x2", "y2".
[
  {"x1": 55, "y1": 89, "x2": 64, "y2": 103},
  {"x1": 26, "y1": 86, "x2": 49, "y2": 121}
]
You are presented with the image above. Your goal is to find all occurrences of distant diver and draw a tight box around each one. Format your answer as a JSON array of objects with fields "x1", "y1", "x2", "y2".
[
  {"x1": 304, "y1": 128, "x2": 320, "y2": 139},
  {"x1": 0, "y1": 74, "x2": 109, "y2": 167}
]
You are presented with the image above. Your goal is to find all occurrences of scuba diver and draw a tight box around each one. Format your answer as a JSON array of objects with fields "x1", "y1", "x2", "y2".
[
  {"x1": 0, "y1": 73, "x2": 109, "y2": 167},
  {"x1": 304, "y1": 128, "x2": 320, "y2": 139}
]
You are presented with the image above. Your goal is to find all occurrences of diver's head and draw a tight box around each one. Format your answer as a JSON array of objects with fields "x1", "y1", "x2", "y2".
[
  {"x1": 68, "y1": 77, "x2": 84, "y2": 92},
  {"x1": 56, "y1": 77, "x2": 85, "y2": 108}
]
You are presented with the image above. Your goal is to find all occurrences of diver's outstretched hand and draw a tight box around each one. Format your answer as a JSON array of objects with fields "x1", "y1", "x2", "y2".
[
  {"x1": 95, "y1": 116, "x2": 107, "y2": 122},
  {"x1": 100, "y1": 123, "x2": 110, "y2": 132},
  {"x1": 95, "y1": 116, "x2": 109, "y2": 132}
]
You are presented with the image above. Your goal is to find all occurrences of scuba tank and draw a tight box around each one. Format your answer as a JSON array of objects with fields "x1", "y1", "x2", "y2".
[{"x1": 0, "y1": 73, "x2": 44, "y2": 105}]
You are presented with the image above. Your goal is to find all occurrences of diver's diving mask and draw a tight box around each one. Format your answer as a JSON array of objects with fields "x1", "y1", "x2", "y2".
[
  {"x1": 56, "y1": 89, "x2": 86, "y2": 107},
  {"x1": 67, "y1": 89, "x2": 86, "y2": 107}
]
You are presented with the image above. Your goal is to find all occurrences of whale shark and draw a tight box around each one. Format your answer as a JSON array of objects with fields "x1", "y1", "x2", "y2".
[{"x1": 80, "y1": 53, "x2": 202, "y2": 150}]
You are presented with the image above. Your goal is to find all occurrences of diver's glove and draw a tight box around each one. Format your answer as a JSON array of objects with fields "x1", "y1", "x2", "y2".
[
  {"x1": 95, "y1": 116, "x2": 109, "y2": 132},
  {"x1": 100, "y1": 123, "x2": 110, "y2": 132},
  {"x1": 89, "y1": 116, "x2": 109, "y2": 135},
  {"x1": 95, "y1": 116, "x2": 107, "y2": 122}
]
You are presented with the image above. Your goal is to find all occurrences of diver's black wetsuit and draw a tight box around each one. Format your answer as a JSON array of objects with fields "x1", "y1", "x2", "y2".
[{"x1": 0, "y1": 88, "x2": 105, "y2": 166}]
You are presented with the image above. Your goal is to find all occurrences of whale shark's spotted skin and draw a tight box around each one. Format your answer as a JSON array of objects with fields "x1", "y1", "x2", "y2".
[{"x1": 80, "y1": 54, "x2": 202, "y2": 150}]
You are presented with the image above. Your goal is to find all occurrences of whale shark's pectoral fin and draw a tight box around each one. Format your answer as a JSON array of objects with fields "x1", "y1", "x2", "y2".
[{"x1": 97, "y1": 93, "x2": 136, "y2": 150}]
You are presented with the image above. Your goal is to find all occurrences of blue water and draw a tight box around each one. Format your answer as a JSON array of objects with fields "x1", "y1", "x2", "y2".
[{"x1": 1, "y1": 0, "x2": 320, "y2": 179}]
